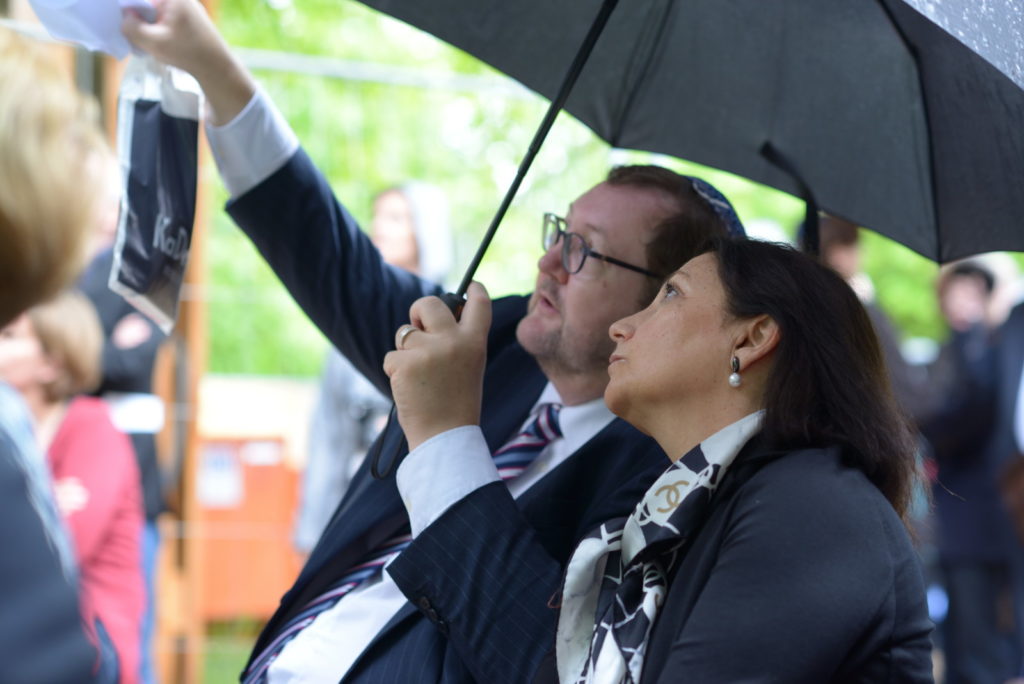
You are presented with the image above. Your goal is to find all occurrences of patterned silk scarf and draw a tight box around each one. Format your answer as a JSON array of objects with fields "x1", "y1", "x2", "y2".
[{"x1": 557, "y1": 412, "x2": 764, "y2": 684}]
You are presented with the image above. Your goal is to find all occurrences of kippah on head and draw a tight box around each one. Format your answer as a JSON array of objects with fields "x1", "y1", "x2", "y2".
[
  {"x1": 685, "y1": 176, "x2": 745, "y2": 238},
  {"x1": 604, "y1": 164, "x2": 745, "y2": 240}
]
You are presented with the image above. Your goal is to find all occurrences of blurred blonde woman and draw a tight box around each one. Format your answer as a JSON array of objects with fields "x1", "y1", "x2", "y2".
[
  {"x1": 0, "y1": 25, "x2": 117, "y2": 682},
  {"x1": 0, "y1": 30, "x2": 107, "y2": 324},
  {"x1": 0, "y1": 292, "x2": 145, "y2": 684}
]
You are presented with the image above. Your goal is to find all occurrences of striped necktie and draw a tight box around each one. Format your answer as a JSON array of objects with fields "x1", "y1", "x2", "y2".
[
  {"x1": 243, "y1": 403, "x2": 563, "y2": 683},
  {"x1": 493, "y1": 402, "x2": 563, "y2": 479}
]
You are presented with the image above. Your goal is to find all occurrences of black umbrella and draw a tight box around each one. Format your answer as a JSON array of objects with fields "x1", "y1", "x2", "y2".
[
  {"x1": 367, "y1": 0, "x2": 1024, "y2": 478},
  {"x1": 356, "y1": 0, "x2": 1024, "y2": 263}
]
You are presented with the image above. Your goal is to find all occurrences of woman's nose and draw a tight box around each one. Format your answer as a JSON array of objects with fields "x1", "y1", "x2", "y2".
[{"x1": 609, "y1": 314, "x2": 635, "y2": 342}]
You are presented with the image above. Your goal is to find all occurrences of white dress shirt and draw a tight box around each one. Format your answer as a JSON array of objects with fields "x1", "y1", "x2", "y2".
[{"x1": 204, "y1": 87, "x2": 616, "y2": 683}]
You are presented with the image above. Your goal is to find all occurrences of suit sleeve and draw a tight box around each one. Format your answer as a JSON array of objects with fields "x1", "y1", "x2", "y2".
[
  {"x1": 226, "y1": 149, "x2": 444, "y2": 396},
  {"x1": 650, "y1": 469, "x2": 933, "y2": 683},
  {"x1": 0, "y1": 432, "x2": 100, "y2": 683},
  {"x1": 387, "y1": 481, "x2": 564, "y2": 684}
]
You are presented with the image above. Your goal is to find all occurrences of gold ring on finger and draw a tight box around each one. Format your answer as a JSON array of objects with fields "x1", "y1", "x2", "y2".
[{"x1": 396, "y1": 324, "x2": 418, "y2": 350}]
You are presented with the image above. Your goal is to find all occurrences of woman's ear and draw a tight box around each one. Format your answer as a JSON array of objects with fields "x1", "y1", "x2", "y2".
[{"x1": 733, "y1": 314, "x2": 780, "y2": 370}]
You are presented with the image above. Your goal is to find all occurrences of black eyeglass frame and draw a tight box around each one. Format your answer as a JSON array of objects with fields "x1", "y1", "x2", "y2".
[{"x1": 542, "y1": 213, "x2": 661, "y2": 279}]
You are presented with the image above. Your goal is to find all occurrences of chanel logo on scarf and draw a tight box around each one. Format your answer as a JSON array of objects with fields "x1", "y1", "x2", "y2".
[{"x1": 653, "y1": 480, "x2": 691, "y2": 513}]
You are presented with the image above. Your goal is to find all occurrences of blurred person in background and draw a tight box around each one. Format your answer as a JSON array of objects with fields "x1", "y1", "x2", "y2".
[
  {"x1": 295, "y1": 182, "x2": 453, "y2": 554},
  {"x1": 79, "y1": 160, "x2": 167, "y2": 684},
  {"x1": 0, "y1": 291, "x2": 146, "y2": 684},
  {"x1": 0, "y1": 24, "x2": 118, "y2": 682},
  {"x1": 921, "y1": 259, "x2": 1024, "y2": 684},
  {"x1": 814, "y1": 214, "x2": 926, "y2": 418}
]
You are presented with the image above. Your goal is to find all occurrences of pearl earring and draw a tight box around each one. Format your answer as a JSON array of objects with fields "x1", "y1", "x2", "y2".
[{"x1": 728, "y1": 356, "x2": 741, "y2": 388}]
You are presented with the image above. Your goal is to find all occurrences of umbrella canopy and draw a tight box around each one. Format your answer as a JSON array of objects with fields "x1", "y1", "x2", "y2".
[
  {"x1": 903, "y1": 0, "x2": 1023, "y2": 91},
  {"x1": 357, "y1": 0, "x2": 1024, "y2": 262}
]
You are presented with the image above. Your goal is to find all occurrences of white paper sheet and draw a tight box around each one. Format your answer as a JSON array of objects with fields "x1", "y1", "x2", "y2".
[{"x1": 28, "y1": 0, "x2": 155, "y2": 59}]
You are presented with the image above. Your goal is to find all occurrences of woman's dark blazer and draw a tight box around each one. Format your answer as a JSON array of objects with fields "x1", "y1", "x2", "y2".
[
  {"x1": 391, "y1": 443, "x2": 935, "y2": 683},
  {"x1": 635, "y1": 444, "x2": 934, "y2": 683}
]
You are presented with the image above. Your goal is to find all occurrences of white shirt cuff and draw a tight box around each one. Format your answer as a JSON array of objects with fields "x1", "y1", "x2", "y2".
[
  {"x1": 204, "y1": 88, "x2": 299, "y2": 199},
  {"x1": 396, "y1": 426, "x2": 500, "y2": 537}
]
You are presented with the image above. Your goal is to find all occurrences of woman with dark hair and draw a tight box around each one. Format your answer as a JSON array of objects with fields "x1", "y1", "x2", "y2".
[{"x1": 384, "y1": 236, "x2": 933, "y2": 683}]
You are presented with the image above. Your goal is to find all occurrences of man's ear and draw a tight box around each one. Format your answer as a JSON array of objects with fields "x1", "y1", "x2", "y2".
[{"x1": 733, "y1": 314, "x2": 779, "y2": 370}]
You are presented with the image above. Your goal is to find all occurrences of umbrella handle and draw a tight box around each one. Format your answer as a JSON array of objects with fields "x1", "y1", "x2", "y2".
[{"x1": 369, "y1": 0, "x2": 622, "y2": 480}]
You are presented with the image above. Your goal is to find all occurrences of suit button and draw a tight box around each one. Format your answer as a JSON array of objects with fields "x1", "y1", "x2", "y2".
[{"x1": 417, "y1": 596, "x2": 444, "y2": 625}]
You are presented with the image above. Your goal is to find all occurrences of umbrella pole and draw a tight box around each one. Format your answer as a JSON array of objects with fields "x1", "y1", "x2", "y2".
[
  {"x1": 453, "y1": 0, "x2": 622, "y2": 297},
  {"x1": 370, "y1": 0, "x2": 623, "y2": 480}
]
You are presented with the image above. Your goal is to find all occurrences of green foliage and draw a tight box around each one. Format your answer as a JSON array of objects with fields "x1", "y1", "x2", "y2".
[
  {"x1": 202, "y1": 620, "x2": 260, "y2": 683},
  {"x1": 860, "y1": 231, "x2": 942, "y2": 340},
  {"x1": 203, "y1": 0, "x2": 1014, "y2": 376}
]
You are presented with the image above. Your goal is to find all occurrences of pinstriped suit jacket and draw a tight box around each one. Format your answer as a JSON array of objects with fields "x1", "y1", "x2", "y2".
[{"x1": 227, "y1": 149, "x2": 668, "y2": 682}]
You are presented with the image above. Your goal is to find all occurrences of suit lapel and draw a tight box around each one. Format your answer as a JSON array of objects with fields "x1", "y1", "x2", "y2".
[
  {"x1": 479, "y1": 344, "x2": 547, "y2": 452},
  {"x1": 343, "y1": 598, "x2": 422, "y2": 682},
  {"x1": 248, "y1": 495, "x2": 408, "y2": 664}
]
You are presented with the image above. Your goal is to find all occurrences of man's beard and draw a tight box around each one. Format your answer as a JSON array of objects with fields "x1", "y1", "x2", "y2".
[{"x1": 516, "y1": 311, "x2": 613, "y2": 380}]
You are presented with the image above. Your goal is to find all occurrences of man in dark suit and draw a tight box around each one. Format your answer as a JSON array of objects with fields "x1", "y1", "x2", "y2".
[
  {"x1": 973, "y1": 298, "x2": 1024, "y2": 684},
  {"x1": 123, "y1": 2, "x2": 739, "y2": 680}
]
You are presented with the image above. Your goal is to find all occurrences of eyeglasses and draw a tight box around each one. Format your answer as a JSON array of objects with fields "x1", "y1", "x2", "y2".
[{"x1": 542, "y1": 213, "x2": 660, "y2": 279}]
